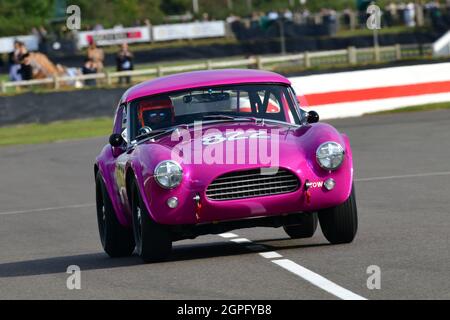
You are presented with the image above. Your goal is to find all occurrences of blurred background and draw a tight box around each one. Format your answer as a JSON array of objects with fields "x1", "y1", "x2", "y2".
[{"x1": 1, "y1": 0, "x2": 450, "y2": 143}]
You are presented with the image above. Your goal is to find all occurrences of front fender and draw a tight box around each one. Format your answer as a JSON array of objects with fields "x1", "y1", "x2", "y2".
[{"x1": 96, "y1": 145, "x2": 132, "y2": 227}]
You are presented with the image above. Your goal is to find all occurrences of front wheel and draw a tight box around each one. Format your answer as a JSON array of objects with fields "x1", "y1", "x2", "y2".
[
  {"x1": 318, "y1": 184, "x2": 358, "y2": 244},
  {"x1": 95, "y1": 173, "x2": 135, "y2": 257},
  {"x1": 131, "y1": 181, "x2": 172, "y2": 263}
]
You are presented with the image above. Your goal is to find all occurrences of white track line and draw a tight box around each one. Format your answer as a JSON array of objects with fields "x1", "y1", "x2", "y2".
[
  {"x1": 259, "y1": 251, "x2": 283, "y2": 259},
  {"x1": 355, "y1": 171, "x2": 450, "y2": 182},
  {"x1": 221, "y1": 233, "x2": 367, "y2": 300},
  {"x1": 272, "y1": 259, "x2": 367, "y2": 300},
  {"x1": 0, "y1": 203, "x2": 95, "y2": 216},
  {"x1": 218, "y1": 233, "x2": 239, "y2": 239}
]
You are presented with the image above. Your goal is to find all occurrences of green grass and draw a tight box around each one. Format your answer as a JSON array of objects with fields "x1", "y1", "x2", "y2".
[
  {"x1": 0, "y1": 117, "x2": 113, "y2": 147},
  {"x1": 368, "y1": 102, "x2": 450, "y2": 115},
  {"x1": 1, "y1": 101, "x2": 450, "y2": 147}
]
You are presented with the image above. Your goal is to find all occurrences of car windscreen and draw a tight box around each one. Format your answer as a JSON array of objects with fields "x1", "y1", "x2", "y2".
[{"x1": 129, "y1": 84, "x2": 301, "y2": 139}]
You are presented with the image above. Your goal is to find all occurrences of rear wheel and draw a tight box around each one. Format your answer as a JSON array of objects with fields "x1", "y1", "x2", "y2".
[
  {"x1": 95, "y1": 173, "x2": 135, "y2": 257},
  {"x1": 318, "y1": 184, "x2": 358, "y2": 244},
  {"x1": 131, "y1": 181, "x2": 172, "y2": 263},
  {"x1": 283, "y1": 213, "x2": 318, "y2": 239}
]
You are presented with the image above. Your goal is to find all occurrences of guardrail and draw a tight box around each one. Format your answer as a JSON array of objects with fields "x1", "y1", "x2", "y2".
[{"x1": 0, "y1": 43, "x2": 433, "y2": 94}]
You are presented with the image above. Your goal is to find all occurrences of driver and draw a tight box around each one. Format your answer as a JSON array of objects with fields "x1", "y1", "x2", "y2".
[{"x1": 138, "y1": 98, "x2": 175, "y2": 130}]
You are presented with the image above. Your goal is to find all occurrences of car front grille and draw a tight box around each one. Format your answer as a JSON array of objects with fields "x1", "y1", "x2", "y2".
[{"x1": 206, "y1": 168, "x2": 300, "y2": 201}]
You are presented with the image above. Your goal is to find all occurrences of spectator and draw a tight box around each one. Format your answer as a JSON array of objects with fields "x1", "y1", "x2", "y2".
[
  {"x1": 404, "y1": 2, "x2": 416, "y2": 27},
  {"x1": 8, "y1": 40, "x2": 23, "y2": 81},
  {"x1": 87, "y1": 40, "x2": 104, "y2": 72},
  {"x1": 9, "y1": 40, "x2": 28, "y2": 81},
  {"x1": 19, "y1": 53, "x2": 33, "y2": 81},
  {"x1": 82, "y1": 58, "x2": 97, "y2": 86},
  {"x1": 38, "y1": 26, "x2": 48, "y2": 53},
  {"x1": 116, "y1": 43, "x2": 134, "y2": 85},
  {"x1": 143, "y1": 18, "x2": 152, "y2": 29},
  {"x1": 283, "y1": 8, "x2": 293, "y2": 20},
  {"x1": 385, "y1": 2, "x2": 398, "y2": 26},
  {"x1": 94, "y1": 23, "x2": 104, "y2": 31},
  {"x1": 267, "y1": 10, "x2": 279, "y2": 21}
]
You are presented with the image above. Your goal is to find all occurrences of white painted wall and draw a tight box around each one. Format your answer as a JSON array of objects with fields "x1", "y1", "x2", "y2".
[{"x1": 288, "y1": 62, "x2": 450, "y2": 119}]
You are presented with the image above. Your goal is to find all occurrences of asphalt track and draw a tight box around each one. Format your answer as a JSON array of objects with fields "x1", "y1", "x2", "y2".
[{"x1": 0, "y1": 110, "x2": 449, "y2": 300}]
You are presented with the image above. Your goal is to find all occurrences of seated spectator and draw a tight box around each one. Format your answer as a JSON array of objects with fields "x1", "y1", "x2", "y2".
[
  {"x1": 82, "y1": 58, "x2": 97, "y2": 86},
  {"x1": 8, "y1": 40, "x2": 27, "y2": 81},
  {"x1": 87, "y1": 40, "x2": 104, "y2": 72},
  {"x1": 19, "y1": 53, "x2": 33, "y2": 81},
  {"x1": 116, "y1": 43, "x2": 134, "y2": 85}
]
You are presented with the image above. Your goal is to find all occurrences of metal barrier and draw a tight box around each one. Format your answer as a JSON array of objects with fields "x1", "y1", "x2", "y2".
[{"x1": 0, "y1": 43, "x2": 433, "y2": 94}]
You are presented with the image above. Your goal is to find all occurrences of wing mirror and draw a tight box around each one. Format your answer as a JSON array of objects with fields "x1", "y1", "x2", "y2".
[
  {"x1": 306, "y1": 111, "x2": 320, "y2": 124},
  {"x1": 109, "y1": 133, "x2": 124, "y2": 148}
]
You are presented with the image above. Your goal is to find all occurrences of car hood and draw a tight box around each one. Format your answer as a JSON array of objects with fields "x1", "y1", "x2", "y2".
[
  {"x1": 140, "y1": 121, "x2": 345, "y2": 176},
  {"x1": 154, "y1": 121, "x2": 303, "y2": 165}
]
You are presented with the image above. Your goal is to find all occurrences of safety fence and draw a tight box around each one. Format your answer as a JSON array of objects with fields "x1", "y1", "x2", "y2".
[{"x1": 0, "y1": 43, "x2": 433, "y2": 94}]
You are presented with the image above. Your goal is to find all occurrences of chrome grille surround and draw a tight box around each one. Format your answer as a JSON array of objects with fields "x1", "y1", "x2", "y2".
[{"x1": 206, "y1": 168, "x2": 300, "y2": 201}]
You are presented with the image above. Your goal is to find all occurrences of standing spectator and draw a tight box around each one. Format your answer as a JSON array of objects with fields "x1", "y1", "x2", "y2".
[
  {"x1": 87, "y1": 40, "x2": 104, "y2": 72},
  {"x1": 283, "y1": 8, "x2": 293, "y2": 21},
  {"x1": 38, "y1": 26, "x2": 48, "y2": 53},
  {"x1": 116, "y1": 43, "x2": 134, "y2": 85},
  {"x1": 19, "y1": 53, "x2": 33, "y2": 81},
  {"x1": 404, "y1": 2, "x2": 416, "y2": 27},
  {"x1": 385, "y1": 2, "x2": 398, "y2": 26},
  {"x1": 82, "y1": 58, "x2": 97, "y2": 86}
]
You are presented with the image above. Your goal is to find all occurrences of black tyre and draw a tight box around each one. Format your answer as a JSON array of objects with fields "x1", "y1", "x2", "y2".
[
  {"x1": 283, "y1": 213, "x2": 318, "y2": 239},
  {"x1": 318, "y1": 184, "x2": 358, "y2": 244},
  {"x1": 131, "y1": 181, "x2": 172, "y2": 263},
  {"x1": 96, "y1": 173, "x2": 135, "y2": 257}
]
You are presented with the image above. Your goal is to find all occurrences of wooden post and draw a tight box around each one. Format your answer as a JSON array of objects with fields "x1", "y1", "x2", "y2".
[
  {"x1": 304, "y1": 51, "x2": 311, "y2": 68},
  {"x1": 348, "y1": 46, "x2": 357, "y2": 65},
  {"x1": 395, "y1": 44, "x2": 402, "y2": 60},
  {"x1": 256, "y1": 56, "x2": 263, "y2": 69},
  {"x1": 1, "y1": 81, "x2": 6, "y2": 94},
  {"x1": 53, "y1": 76, "x2": 60, "y2": 90},
  {"x1": 206, "y1": 60, "x2": 213, "y2": 70},
  {"x1": 105, "y1": 71, "x2": 112, "y2": 86},
  {"x1": 157, "y1": 66, "x2": 164, "y2": 77},
  {"x1": 374, "y1": 46, "x2": 381, "y2": 62}
]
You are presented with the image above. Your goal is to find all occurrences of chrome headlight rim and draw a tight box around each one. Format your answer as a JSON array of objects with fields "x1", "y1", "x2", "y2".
[
  {"x1": 154, "y1": 160, "x2": 183, "y2": 189},
  {"x1": 316, "y1": 141, "x2": 345, "y2": 171}
]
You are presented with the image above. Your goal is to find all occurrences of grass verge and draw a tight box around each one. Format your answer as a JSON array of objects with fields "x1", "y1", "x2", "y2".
[
  {"x1": 1, "y1": 101, "x2": 449, "y2": 147},
  {"x1": 368, "y1": 102, "x2": 450, "y2": 115},
  {"x1": 0, "y1": 117, "x2": 112, "y2": 147}
]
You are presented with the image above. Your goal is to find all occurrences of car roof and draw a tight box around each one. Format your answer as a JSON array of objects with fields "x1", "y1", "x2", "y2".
[{"x1": 121, "y1": 69, "x2": 291, "y2": 103}]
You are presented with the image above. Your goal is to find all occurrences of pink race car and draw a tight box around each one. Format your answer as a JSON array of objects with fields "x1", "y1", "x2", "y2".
[{"x1": 95, "y1": 69, "x2": 357, "y2": 262}]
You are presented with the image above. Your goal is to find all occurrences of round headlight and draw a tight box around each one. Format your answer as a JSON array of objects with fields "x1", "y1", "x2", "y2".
[
  {"x1": 316, "y1": 142, "x2": 345, "y2": 170},
  {"x1": 154, "y1": 161, "x2": 183, "y2": 189}
]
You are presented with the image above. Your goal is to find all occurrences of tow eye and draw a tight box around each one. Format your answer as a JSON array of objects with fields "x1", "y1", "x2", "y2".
[
  {"x1": 304, "y1": 180, "x2": 312, "y2": 204},
  {"x1": 193, "y1": 194, "x2": 202, "y2": 221}
]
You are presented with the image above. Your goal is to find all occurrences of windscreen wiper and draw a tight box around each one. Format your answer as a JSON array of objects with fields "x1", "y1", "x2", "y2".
[
  {"x1": 134, "y1": 124, "x2": 192, "y2": 144},
  {"x1": 201, "y1": 115, "x2": 257, "y2": 123}
]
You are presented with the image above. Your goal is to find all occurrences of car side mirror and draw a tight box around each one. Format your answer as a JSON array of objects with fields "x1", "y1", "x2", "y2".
[
  {"x1": 109, "y1": 133, "x2": 124, "y2": 148},
  {"x1": 306, "y1": 111, "x2": 319, "y2": 124}
]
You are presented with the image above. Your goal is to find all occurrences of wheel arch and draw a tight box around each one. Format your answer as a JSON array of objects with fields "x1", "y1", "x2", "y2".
[{"x1": 125, "y1": 161, "x2": 157, "y2": 223}]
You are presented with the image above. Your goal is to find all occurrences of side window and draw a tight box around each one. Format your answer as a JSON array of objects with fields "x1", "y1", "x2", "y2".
[{"x1": 120, "y1": 105, "x2": 129, "y2": 144}]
